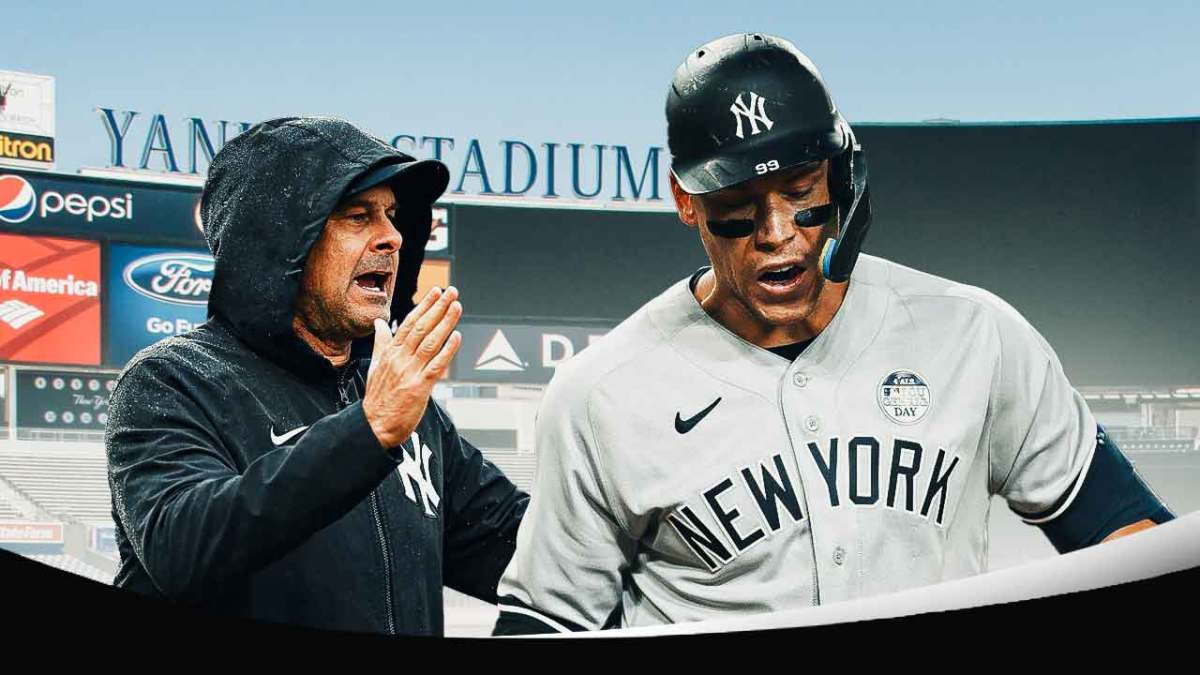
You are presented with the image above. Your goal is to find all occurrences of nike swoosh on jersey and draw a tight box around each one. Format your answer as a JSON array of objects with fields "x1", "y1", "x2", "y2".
[
  {"x1": 270, "y1": 425, "x2": 310, "y2": 446},
  {"x1": 675, "y1": 397, "x2": 722, "y2": 434}
]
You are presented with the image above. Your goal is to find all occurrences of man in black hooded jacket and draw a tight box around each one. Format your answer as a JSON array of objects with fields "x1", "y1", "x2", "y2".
[{"x1": 105, "y1": 117, "x2": 528, "y2": 635}]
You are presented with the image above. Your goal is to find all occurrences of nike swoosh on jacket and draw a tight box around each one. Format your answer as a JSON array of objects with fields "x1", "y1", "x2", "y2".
[{"x1": 269, "y1": 425, "x2": 310, "y2": 446}]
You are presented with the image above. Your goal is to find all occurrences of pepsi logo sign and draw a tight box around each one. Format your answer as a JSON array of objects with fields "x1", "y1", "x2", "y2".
[
  {"x1": 0, "y1": 175, "x2": 36, "y2": 223},
  {"x1": 0, "y1": 173, "x2": 135, "y2": 224},
  {"x1": 122, "y1": 252, "x2": 214, "y2": 306}
]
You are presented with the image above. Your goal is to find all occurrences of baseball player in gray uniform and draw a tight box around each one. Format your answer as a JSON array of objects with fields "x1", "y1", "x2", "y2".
[{"x1": 492, "y1": 33, "x2": 1174, "y2": 633}]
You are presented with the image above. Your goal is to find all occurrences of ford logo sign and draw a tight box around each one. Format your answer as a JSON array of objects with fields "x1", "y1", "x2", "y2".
[{"x1": 123, "y1": 252, "x2": 214, "y2": 306}]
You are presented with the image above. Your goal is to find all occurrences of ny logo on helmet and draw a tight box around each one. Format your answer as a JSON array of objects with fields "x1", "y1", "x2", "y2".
[{"x1": 730, "y1": 92, "x2": 774, "y2": 139}]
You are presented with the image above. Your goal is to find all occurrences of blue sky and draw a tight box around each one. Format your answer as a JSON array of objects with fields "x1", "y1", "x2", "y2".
[{"x1": 7, "y1": 0, "x2": 1199, "y2": 172}]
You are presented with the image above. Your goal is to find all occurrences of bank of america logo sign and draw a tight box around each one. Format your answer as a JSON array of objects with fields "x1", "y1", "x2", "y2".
[{"x1": 0, "y1": 299, "x2": 44, "y2": 329}]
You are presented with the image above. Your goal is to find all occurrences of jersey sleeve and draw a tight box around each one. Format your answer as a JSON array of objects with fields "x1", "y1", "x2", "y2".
[
  {"x1": 1035, "y1": 427, "x2": 1174, "y2": 552},
  {"x1": 493, "y1": 372, "x2": 632, "y2": 634},
  {"x1": 979, "y1": 292, "x2": 1098, "y2": 522}
]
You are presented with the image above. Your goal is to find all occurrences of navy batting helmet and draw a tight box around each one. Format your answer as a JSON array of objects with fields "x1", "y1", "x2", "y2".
[{"x1": 666, "y1": 33, "x2": 872, "y2": 282}]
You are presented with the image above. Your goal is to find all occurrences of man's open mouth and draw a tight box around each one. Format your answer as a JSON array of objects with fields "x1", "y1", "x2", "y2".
[
  {"x1": 353, "y1": 271, "x2": 391, "y2": 293},
  {"x1": 758, "y1": 264, "x2": 804, "y2": 287}
]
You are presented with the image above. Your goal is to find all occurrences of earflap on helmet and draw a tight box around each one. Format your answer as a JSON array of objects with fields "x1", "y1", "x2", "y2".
[
  {"x1": 819, "y1": 121, "x2": 872, "y2": 282},
  {"x1": 826, "y1": 118, "x2": 855, "y2": 204}
]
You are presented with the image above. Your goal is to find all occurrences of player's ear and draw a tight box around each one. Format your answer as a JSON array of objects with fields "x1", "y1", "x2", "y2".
[{"x1": 670, "y1": 174, "x2": 700, "y2": 230}]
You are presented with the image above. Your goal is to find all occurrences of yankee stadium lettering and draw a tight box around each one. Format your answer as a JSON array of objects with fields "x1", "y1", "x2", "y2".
[{"x1": 96, "y1": 109, "x2": 666, "y2": 202}]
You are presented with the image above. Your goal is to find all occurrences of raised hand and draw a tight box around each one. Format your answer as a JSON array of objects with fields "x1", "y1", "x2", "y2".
[{"x1": 363, "y1": 286, "x2": 463, "y2": 449}]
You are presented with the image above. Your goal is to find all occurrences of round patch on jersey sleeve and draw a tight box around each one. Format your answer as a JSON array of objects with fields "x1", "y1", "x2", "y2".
[{"x1": 877, "y1": 370, "x2": 932, "y2": 425}]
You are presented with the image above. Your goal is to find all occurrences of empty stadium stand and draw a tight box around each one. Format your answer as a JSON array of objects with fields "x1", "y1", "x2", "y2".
[
  {"x1": 0, "y1": 450, "x2": 112, "y2": 524},
  {"x1": 443, "y1": 588, "x2": 499, "y2": 637},
  {"x1": 477, "y1": 448, "x2": 537, "y2": 492},
  {"x1": 0, "y1": 494, "x2": 28, "y2": 520},
  {"x1": 1107, "y1": 426, "x2": 1199, "y2": 453},
  {"x1": 25, "y1": 553, "x2": 114, "y2": 585}
]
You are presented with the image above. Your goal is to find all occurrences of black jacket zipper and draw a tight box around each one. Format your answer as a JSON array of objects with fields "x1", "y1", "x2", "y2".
[
  {"x1": 337, "y1": 367, "x2": 396, "y2": 635},
  {"x1": 370, "y1": 492, "x2": 396, "y2": 635}
]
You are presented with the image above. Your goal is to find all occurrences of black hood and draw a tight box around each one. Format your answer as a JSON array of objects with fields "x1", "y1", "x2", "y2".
[{"x1": 199, "y1": 117, "x2": 449, "y2": 378}]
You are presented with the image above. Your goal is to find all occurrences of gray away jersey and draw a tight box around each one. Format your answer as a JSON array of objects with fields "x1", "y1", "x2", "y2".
[{"x1": 496, "y1": 255, "x2": 1097, "y2": 629}]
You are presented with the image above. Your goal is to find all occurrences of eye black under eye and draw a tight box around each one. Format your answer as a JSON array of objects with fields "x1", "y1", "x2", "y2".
[{"x1": 794, "y1": 203, "x2": 833, "y2": 228}]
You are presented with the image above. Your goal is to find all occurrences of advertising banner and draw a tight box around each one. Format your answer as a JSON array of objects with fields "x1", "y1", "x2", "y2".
[
  {"x1": 0, "y1": 169, "x2": 203, "y2": 243},
  {"x1": 0, "y1": 130, "x2": 54, "y2": 169},
  {"x1": 0, "y1": 70, "x2": 55, "y2": 170},
  {"x1": 90, "y1": 523, "x2": 117, "y2": 558},
  {"x1": 416, "y1": 260, "x2": 450, "y2": 307},
  {"x1": 451, "y1": 321, "x2": 611, "y2": 384},
  {"x1": 0, "y1": 233, "x2": 101, "y2": 365},
  {"x1": 426, "y1": 206, "x2": 451, "y2": 260},
  {"x1": 106, "y1": 243, "x2": 212, "y2": 365},
  {"x1": 0, "y1": 169, "x2": 451, "y2": 252},
  {"x1": 0, "y1": 365, "x2": 7, "y2": 438},
  {"x1": 15, "y1": 369, "x2": 117, "y2": 431},
  {"x1": 0, "y1": 522, "x2": 64, "y2": 544}
]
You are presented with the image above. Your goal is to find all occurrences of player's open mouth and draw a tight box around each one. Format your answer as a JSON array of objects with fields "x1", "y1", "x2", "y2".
[
  {"x1": 758, "y1": 264, "x2": 804, "y2": 288},
  {"x1": 753, "y1": 262, "x2": 807, "y2": 298},
  {"x1": 353, "y1": 271, "x2": 391, "y2": 297}
]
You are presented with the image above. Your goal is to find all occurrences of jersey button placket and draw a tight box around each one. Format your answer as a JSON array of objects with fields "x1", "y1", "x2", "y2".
[
  {"x1": 790, "y1": 372, "x2": 821, "y2": 434},
  {"x1": 780, "y1": 364, "x2": 826, "y2": 605}
]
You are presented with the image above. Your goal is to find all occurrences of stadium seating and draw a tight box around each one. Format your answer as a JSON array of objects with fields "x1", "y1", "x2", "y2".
[
  {"x1": 0, "y1": 452, "x2": 112, "y2": 523},
  {"x1": 0, "y1": 441, "x2": 530, "y2": 527},
  {"x1": 1107, "y1": 426, "x2": 1199, "y2": 453},
  {"x1": 476, "y1": 448, "x2": 537, "y2": 492},
  {"x1": 25, "y1": 553, "x2": 114, "y2": 585},
  {"x1": 0, "y1": 492, "x2": 27, "y2": 520}
]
